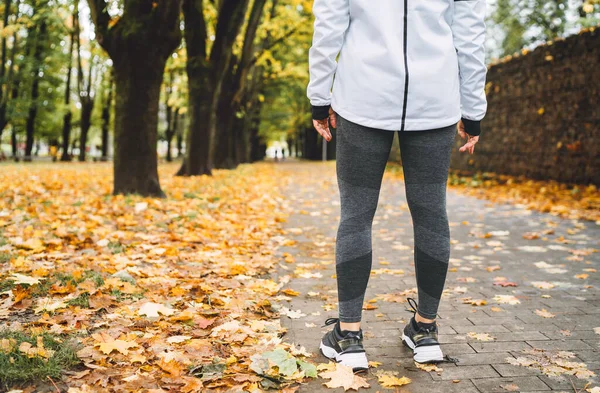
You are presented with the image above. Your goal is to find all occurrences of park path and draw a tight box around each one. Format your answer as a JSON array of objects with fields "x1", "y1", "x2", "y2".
[{"x1": 271, "y1": 160, "x2": 600, "y2": 393}]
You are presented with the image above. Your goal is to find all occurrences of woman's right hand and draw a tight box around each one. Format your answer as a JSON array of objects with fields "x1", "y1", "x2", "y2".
[{"x1": 313, "y1": 107, "x2": 336, "y2": 142}]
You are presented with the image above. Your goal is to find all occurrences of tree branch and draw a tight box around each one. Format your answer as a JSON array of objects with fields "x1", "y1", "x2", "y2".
[{"x1": 86, "y1": 0, "x2": 113, "y2": 52}]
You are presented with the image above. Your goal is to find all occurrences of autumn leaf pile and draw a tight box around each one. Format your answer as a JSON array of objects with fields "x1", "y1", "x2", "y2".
[
  {"x1": 385, "y1": 163, "x2": 600, "y2": 221},
  {"x1": 446, "y1": 171, "x2": 600, "y2": 221},
  {"x1": 0, "y1": 162, "x2": 312, "y2": 392}
]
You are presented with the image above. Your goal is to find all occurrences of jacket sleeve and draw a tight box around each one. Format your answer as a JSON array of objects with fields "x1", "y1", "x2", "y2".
[
  {"x1": 451, "y1": 0, "x2": 488, "y2": 136},
  {"x1": 307, "y1": 0, "x2": 350, "y2": 121}
]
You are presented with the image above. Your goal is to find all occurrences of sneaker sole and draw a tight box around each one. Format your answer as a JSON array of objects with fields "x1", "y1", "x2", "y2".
[
  {"x1": 319, "y1": 341, "x2": 369, "y2": 373},
  {"x1": 401, "y1": 332, "x2": 444, "y2": 363}
]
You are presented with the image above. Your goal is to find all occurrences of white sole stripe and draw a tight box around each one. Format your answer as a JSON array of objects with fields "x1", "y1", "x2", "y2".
[
  {"x1": 319, "y1": 341, "x2": 369, "y2": 370},
  {"x1": 401, "y1": 332, "x2": 444, "y2": 363}
]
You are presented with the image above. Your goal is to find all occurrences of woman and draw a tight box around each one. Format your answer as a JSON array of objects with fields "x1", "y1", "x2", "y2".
[{"x1": 307, "y1": 0, "x2": 487, "y2": 372}]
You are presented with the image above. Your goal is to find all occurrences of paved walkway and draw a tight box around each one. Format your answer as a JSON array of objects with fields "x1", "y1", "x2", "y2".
[{"x1": 272, "y1": 160, "x2": 599, "y2": 393}]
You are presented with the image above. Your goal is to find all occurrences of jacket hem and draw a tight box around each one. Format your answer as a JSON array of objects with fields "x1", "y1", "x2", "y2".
[{"x1": 332, "y1": 105, "x2": 461, "y2": 132}]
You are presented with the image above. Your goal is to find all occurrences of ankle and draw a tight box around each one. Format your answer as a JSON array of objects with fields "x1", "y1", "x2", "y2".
[
  {"x1": 340, "y1": 321, "x2": 361, "y2": 332},
  {"x1": 414, "y1": 313, "x2": 435, "y2": 324}
]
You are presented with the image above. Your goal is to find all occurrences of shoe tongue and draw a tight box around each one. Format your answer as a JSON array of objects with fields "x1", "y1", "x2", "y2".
[
  {"x1": 340, "y1": 328, "x2": 362, "y2": 339},
  {"x1": 418, "y1": 322, "x2": 436, "y2": 332}
]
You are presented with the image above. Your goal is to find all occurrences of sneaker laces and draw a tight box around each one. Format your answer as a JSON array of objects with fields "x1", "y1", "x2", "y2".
[
  {"x1": 322, "y1": 317, "x2": 340, "y2": 328},
  {"x1": 322, "y1": 317, "x2": 362, "y2": 340},
  {"x1": 405, "y1": 297, "x2": 442, "y2": 320}
]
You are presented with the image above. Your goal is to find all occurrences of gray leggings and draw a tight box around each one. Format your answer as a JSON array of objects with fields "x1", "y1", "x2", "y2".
[{"x1": 334, "y1": 114, "x2": 456, "y2": 322}]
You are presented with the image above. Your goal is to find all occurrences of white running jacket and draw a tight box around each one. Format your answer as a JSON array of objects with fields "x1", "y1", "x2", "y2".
[{"x1": 307, "y1": 0, "x2": 488, "y2": 136}]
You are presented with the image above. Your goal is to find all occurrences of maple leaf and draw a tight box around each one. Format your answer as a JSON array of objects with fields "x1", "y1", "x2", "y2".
[
  {"x1": 535, "y1": 309, "x2": 555, "y2": 318},
  {"x1": 378, "y1": 374, "x2": 412, "y2": 388},
  {"x1": 279, "y1": 306, "x2": 306, "y2": 319},
  {"x1": 462, "y1": 297, "x2": 487, "y2": 306},
  {"x1": 93, "y1": 333, "x2": 138, "y2": 356},
  {"x1": 33, "y1": 297, "x2": 69, "y2": 313},
  {"x1": 467, "y1": 332, "x2": 496, "y2": 341},
  {"x1": 167, "y1": 335, "x2": 192, "y2": 344},
  {"x1": 531, "y1": 281, "x2": 555, "y2": 289},
  {"x1": 138, "y1": 302, "x2": 175, "y2": 318},
  {"x1": 281, "y1": 288, "x2": 300, "y2": 296},
  {"x1": 9, "y1": 273, "x2": 44, "y2": 285},
  {"x1": 494, "y1": 295, "x2": 521, "y2": 305},
  {"x1": 18, "y1": 238, "x2": 45, "y2": 251},
  {"x1": 319, "y1": 363, "x2": 370, "y2": 391},
  {"x1": 486, "y1": 265, "x2": 501, "y2": 272},
  {"x1": 493, "y1": 280, "x2": 518, "y2": 287},
  {"x1": 157, "y1": 358, "x2": 184, "y2": 376},
  {"x1": 414, "y1": 362, "x2": 442, "y2": 372}
]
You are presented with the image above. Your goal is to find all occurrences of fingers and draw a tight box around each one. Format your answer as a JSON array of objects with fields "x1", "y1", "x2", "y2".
[
  {"x1": 329, "y1": 113, "x2": 337, "y2": 129},
  {"x1": 313, "y1": 119, "x2": 332, "y2": 142},
  {"x1": 457, "y1": 120, "x2": 466, "y2": 140},
  {"x1": 329, "y1": 108, "x2": 337, "y2": 129},
  {"x1": 458, "y1": 136, "x2": 478, "y2": 154}
]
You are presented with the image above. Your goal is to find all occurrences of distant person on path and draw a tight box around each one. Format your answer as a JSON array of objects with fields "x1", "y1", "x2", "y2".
[{"x1": 307, "y1": 0, "x2": 487, "y2": 372}]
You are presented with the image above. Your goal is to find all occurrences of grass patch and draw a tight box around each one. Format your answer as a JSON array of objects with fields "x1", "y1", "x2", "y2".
[
  {"x1": 83, "y1": 270, "x2": 105, "y2": 287},
  {"x1": 0, "y1": 330, "x2": 81, "y2": 389},
  {"x1": 0, "y1": 252, "x2": 14, "y2": 264},
  {"x1": 107, "y1": 241, "x2": 124, "y2": 254},
  {"x1": 67, "y1": 293, "x2": 90, "y2": 308},
  {"x1": 110, "y1": 288, "x2": 145, "y2": 302},
  {"x1": 0, "y1": 277, "x2": 15, "y2": 292}
]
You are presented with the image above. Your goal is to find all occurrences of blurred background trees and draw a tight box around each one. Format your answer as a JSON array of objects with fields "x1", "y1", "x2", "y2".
[{"x1": 0, "y1": 0, "x2": 598, "y2": 194}]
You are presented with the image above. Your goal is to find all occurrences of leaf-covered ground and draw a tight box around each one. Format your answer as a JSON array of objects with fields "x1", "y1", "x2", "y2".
[
  {"x1": 0, "y1": 162, "x2": 312, "y2": 392},
  {"x1": 0, "y1": 161, "x2": 598, "y2": 392}
]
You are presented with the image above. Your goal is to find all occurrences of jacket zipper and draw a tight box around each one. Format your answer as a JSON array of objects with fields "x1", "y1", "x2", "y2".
[{"x1": 400, "y1": 0, "x2": 410, "y2": 131}]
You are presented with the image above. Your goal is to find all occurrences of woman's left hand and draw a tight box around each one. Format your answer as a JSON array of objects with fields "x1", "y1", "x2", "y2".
[
  {"x1": 312, "y1": 107, "x2": 337, "y2": 142},
  {"x1": 457, "y1": 119, "x2": 479, "y2": 155}
]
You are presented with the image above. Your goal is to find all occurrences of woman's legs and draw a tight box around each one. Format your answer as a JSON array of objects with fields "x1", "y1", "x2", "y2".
[
  {"x1": 335, "y1": 115, "x2": 394, "y2": 327},
  {"x1": 398, "y1": 124, "x2": 456, "y2": 321}
]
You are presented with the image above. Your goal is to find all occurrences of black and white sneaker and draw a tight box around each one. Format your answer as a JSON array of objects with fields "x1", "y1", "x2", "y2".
[
  {"x1": 319, "y1": 317, "x2": 369, "y2": 373},
  {"x1": 401, "y1": 297, "x2": 444, "y2": 363}
]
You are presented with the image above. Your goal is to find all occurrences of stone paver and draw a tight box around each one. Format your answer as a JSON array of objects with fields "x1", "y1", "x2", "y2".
[{"x1": 273, "y1": 161, "x2": 600, "y2": 392}]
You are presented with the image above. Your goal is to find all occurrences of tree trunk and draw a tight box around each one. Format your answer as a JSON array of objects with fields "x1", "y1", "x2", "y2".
[
  {"x1": 24, "y1": 21, "x2": 46, "y2": 162},
  {"x1": 176, "y1": 113, "x2": 184, "y2": 157},
  {"x1": 76, "y1": 4, "x2": 96, "y2": 163},
  {"x1": 100, "y1": 70, "x2": 113, "y2": 161},
  {"x1": 163, "y1": 72, "x2": 176, "y2": 163},
  {"x1": 112, "y1": 58, "x2": 166, "y2": 196},
  {"x1": 5, "y1": 1, "x2": 20, "y2": 142},
  {"x1": 177, "y1": 0, "x2": 250, "y2": 176},
  {"x1": 166, "y1": 108, "x2": 178, "y2": 162},
  {"x1": 0, "y1": 0, "x2": 12, "y2": 140},
  {"x1": 177, "y1": 70, "x2": 214, "y2": 175},
  {"x1": 79, "y1": 101, "x2": 92, "y2": 161},
  {"x1": 61, "y1": 111, "x2": 73, "y2": 161},
  {"x1": 87, "y1": 0, "x2": 181, "y2": 196},
  {"x1": 61, "y1": 6, "x2": 77, "y2": 161},
  {"x1": 214, "y1": 87, "x2": 237, "y2": 169},
  {"x1": 11, "y1": 126, "x2": 17, "y2": 160}
]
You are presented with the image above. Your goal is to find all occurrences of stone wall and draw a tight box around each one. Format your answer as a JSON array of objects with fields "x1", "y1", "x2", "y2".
[{"x1": 389, "y1": 27, "x2": 599, "y2": 185}]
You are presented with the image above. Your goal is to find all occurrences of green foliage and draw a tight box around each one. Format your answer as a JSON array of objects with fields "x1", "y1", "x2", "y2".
[
  {"x1": 257, "y1": 0, "x2": 312, "y2": 143},
  {"x1": 7, "y1": 0, "x2": 70, "y2": 140},
  {"x1": 490, "y1": 0, "x2": 600, "y2": 57}
]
